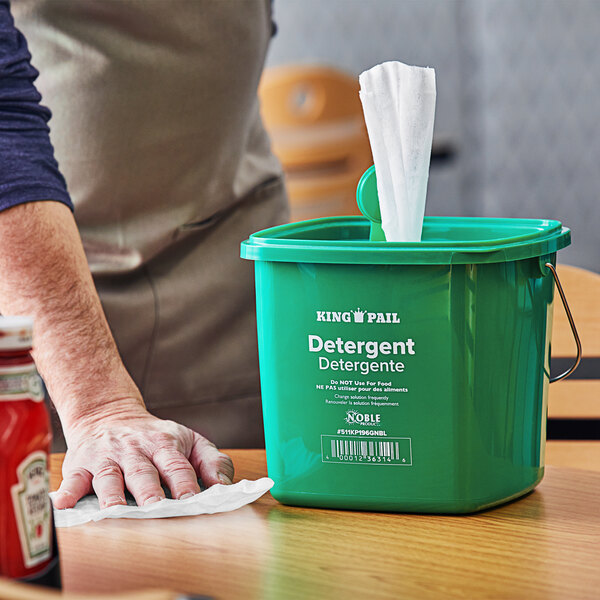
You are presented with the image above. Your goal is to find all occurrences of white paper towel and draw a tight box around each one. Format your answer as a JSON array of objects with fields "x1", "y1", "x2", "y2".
[
  {"x1": 50, "y1": 478, "x2": 274, "y2": 527},
  {"x1": 359, "y1": 61, "x2": 436, "y2": 242}
]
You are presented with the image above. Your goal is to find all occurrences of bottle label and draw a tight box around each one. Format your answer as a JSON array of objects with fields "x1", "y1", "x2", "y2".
[
  {"x1": 0, "y1": 364, "x2": 44, "y2": 402},
  {"x1": 10, "y1": 451, "x2": 52, "y2": 568}
]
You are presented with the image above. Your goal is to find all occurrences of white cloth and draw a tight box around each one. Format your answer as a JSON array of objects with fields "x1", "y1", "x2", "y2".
[
  {"x1": 50, "y1": 478, "x2": 274, "y2": 527},
  {"x1": 359, "y1": 61, "x2": 436, "y2": 242}
]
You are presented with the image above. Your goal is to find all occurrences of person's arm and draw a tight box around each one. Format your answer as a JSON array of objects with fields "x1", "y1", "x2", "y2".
[
  {"x1": 0, "y1": 1, "x2": 233, "y2": 509},
  {"x1": 0, "y1": 202, "x2": 233, "y2": 509}
]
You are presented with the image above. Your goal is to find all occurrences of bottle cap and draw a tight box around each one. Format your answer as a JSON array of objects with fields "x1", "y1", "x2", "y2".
[{"x1": 0, "y1": 316, "x2": 34, "y2": 350}]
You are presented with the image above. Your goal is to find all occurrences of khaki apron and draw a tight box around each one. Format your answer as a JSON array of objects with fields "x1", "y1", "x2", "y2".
[{"x1": 13, "y1": 0, "x2": 288, "y2": 448}]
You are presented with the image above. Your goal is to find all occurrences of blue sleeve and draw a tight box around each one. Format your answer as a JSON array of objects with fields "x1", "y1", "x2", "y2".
[{"x1": 0, "y1": 0, "x2": 73, "y2": 213}]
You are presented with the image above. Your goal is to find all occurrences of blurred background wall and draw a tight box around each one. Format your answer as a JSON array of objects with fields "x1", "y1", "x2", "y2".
[{"x1": 265, "y1": 0, "x2": 600, "y2": 272}]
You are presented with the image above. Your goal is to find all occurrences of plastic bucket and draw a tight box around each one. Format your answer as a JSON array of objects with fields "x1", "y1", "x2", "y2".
[{"x1": 241, "y1": 214, "x2": 573, "y2": 513}]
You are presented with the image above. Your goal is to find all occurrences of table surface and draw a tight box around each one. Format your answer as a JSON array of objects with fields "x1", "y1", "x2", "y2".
[{"x1": 49, "y1": 444, "x2": 600, "y2": 600}]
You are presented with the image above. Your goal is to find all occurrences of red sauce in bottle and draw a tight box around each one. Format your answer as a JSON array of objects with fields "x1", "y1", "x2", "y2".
[{"x1": 0, "y1": 316, "x2": 60, "y2": 586}]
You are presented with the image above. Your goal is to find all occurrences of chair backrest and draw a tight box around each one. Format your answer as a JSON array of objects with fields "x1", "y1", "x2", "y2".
[
  {"x1": 259, "y1": 65, "x2": 372, "y2": 220},
  {"x1": 548, "y1": 264, "x2": 600, "y2": 424},
  {"x1": 259, "y1": 65, "x2": 364, "y2": 127}
]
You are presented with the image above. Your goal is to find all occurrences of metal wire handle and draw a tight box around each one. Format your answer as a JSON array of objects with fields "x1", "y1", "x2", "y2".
[{"x1": 545, "y1": 262, "x2": 582, "y2": 383}]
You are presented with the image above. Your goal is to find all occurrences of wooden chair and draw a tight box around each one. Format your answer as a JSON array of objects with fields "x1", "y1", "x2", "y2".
[
  {"x1": 258, "y1": 65, "x2": 372, "y2": 221},
  {"x1": 548, "y1": 265, "x2": 600, "y2": 435}
]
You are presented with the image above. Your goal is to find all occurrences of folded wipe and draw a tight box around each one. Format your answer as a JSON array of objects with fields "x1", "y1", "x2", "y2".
[
  {"x1": 50, "y1": 478, "x2": 274, "y2": 527},
  {"x1": 359, "y1": 61, "x2": 436, "y2": 242}
]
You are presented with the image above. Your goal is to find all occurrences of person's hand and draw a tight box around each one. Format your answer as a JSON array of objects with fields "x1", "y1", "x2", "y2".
[{"x1": 52, "y1": 402, "x2": 234, "y2": 510}]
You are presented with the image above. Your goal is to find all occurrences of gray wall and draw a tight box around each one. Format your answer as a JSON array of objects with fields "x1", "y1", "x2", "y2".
[{"x1": 267, "y1": 0, "x2": 600, "y2": 272}]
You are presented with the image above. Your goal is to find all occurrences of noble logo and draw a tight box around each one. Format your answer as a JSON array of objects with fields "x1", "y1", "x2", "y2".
[
  {"x1": 345, "y1": 410, "x2": 381, "y2": 426},
  {"x1": 316, "y1": 309, "x2": 400, "y2": 324}
]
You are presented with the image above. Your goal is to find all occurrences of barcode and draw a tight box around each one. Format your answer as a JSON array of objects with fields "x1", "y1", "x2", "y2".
[
  {"x1": 332, "y1": 439, "x2": 401, "y2": 459},
  {"x1": 321, "y1": 435, "x2": 412, "y2": 466}
]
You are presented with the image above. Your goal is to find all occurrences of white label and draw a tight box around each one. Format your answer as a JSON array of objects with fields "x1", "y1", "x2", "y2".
[
  {"x1": 0, "y1": 364, "x2": 44, "y2": 402},
  {"x1": 321, "y1": 435, "x2": 413, "y2": 466},
  {"x1": 10, "y1": 451, "x2": 52, "y2": 568}
]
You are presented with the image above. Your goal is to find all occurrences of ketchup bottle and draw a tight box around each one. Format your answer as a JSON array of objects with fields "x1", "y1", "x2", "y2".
[{"x1": 0, "y1": 316, "x2": 61, "y2": 587}]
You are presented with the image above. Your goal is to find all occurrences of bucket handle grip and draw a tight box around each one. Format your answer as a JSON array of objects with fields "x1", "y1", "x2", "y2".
[{"x1": 545, "y1": 262, "x2": 582, "y2": 383}]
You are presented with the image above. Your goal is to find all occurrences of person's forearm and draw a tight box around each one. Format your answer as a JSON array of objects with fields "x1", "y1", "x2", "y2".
[
  {"x1": 0, "y1": 200, "x2": 143, "y2": 429},
  {"x1": 0, "y1": 200, "x2": 233, "y2": 508}
]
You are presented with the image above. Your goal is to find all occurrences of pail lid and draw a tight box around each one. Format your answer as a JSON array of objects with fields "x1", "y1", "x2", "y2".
[
  {"x1": 240, "y1": 216, "x2": 570, "y2": 265},
  {"x1": 0, "y1": 316, "x2": 34, "y2": 350}
]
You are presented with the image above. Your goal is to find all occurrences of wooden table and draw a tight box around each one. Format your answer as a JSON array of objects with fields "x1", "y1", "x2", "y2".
[{"x1": 49, "y1": 445, "x2": 600, "y2": 600}]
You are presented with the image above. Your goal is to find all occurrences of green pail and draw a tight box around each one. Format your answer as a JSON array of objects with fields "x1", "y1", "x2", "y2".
[{"x1": 241, "y1": 210, "x2": 572, "y2": 513}]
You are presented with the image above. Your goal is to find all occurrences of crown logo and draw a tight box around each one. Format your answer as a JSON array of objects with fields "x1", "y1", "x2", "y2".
[{"x1": 352, "y1": 308, "x2": 367, "y2": 323}]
